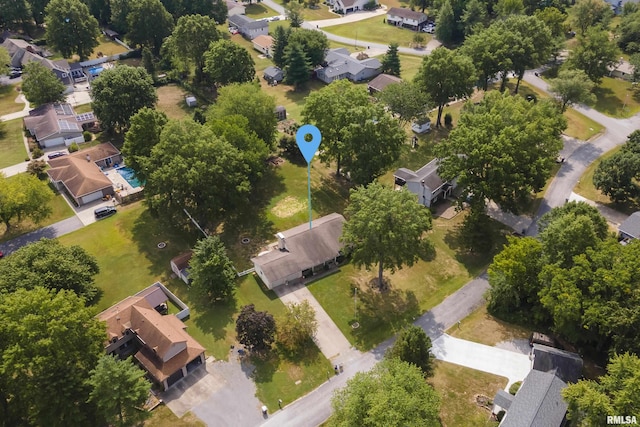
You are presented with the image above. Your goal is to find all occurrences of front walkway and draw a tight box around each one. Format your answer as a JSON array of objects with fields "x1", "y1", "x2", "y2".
[
  {"x1": 273, "y1": 281, "x2": 358, "y2": 364},
  {"x1": 431, "y1": 334, "x2": 531, "y2": 389}
]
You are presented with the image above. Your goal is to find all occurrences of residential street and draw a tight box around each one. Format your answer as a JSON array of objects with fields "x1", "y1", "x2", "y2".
[{"x1": 0, "y1": 216, "x2": 84, "y2": 256}]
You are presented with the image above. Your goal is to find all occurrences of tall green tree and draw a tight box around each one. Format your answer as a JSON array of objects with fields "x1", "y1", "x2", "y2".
[
  {"x1": 330, "y1": 358, "x2": 440, "y2": 427},
  {"x1": 0, "y1": 238, "x2": 100, "y2": 302},
  {"x1": 189, "y1": 235, "x2": 237, "y2": 301},
  {"x1": 286, "y1": 1, "x2": 304, "y2": 27},
  {"x1": 410, "y1": 0, "x2": 430, "y2": 12},
  {"x1": 414, "y1": 47, "x2": 475, "y2": 127},
  {"x1": 548, "y1": 68, "x2": 596, "y2": 111},
  {"x1": 21, "y1": 62, "x2": 66, "y2": 106},
  {"x1": 272, "y1": 25, "x2": 291, "y2": 69},
  {"x1": 0, "y1": 0, "x2": 32, "y2": 33},
  {"x1": 341, "y1": 182, "x2": 433, "y2": 290},
  {"x1": 45, "y1": 0, "x2": 100, "y2": 60},
  {"x1": 162, "y1": 14, "x2": 220, "y2": 81},
  {"x1": 0, "y1": 287, "x2": 105, "y2": 426},
  {"x1": 386, "y1": 325, "x2": 434, "y2": 377},
  {"x1": 618, "y1": 9, "x2": 640, "y2": 54},
  {"x1": 283, "y1": 41, "x2": 312, "y2": 89},
  {"x1": 594, "y1": 151, "x2": 640, "y2": 203},
  {"x1": 376, "y1": 81, "x2": 431, "y2": 127},
  {"x1": 91, "y1": 65, "x2": 157, "y2": 133},
  {"x1": 211, "y1": 0, "x2": 228, "y2": 23},
  {"x1": 461, "y1": 24, "x2": 513, "y2": 90},
  {"x1": 487, "y1": 236, "x2": 546, "y2": 322},
  {"x1": 87, "y1": 356, "x2": 151, "y2": 427},
  {"x1": 207, "y1": 83, "x2": 277, "y2": 148},
  {"x1": 0, "y1": 172, "x2": 52, "y2": 232},
  {"x1": 277, "y1": 301, "x2": 318, "y2": 353},
  {"x1": 287, "y1": 28, "x2": 328, "y2": 67},
  {"x1": 85, "y1": 0, "x2": 111, "y2": 24},
  {"x1": 495, "y1": 0, "x2": 524, "y2": 17},
  {"x1": 122, "y1": 107, "x2": 168, "y2": 182},
  {"x1": 381, "y1": 42, "x2": 401, "y2": 77},
  {"x1": 204, "y1": 39, "x2": 255, "y2": 86},
  {"x1": 568, "y1": 27, "x2": 620, "y2": 84},
  {"x1": 460, "y1": 0, "x2": 487, "y2": 36},
  {"x1": 236, "y1": 304, "x2": 276, "y2": 355},
  {"x1": 571, "y1": 0, "x2": 613, "y2": 36},
  {"x1": 0, "y1": 48, "x2": 11, "y2": 75},
  {"x1": 145, "y1": 119, "x2": 251, "y2": 228},
  {"x1": 302, "y1": 79, "x2": 371, "y2": 176},
  {"x1": 437, "y1": 91, "x2": 566, "y2": 214},
  {"x1": 109, "y1": 0, "x2": 132, "y2": 33},
  {"x1": 535, "y1": 6, "x2": 568, "y2": 39},
  {"x1": 126, "y1": 0, "x2": 174, "y2": 54},
  {"x1": 435, "y1": 0, "x2": 455, "y2": 44},
  {"x1": 340, "y1": 103, "x2": 405, "y2": 185}
]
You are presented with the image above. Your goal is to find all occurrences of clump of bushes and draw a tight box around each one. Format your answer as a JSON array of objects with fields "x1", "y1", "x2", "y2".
[
  {"x1": 444, "y1": 113, "x2": 453, "y2": 128},
  {"x1": 31, "y1": 147, "x2": 44, "y2": 158},
  {"x1": 68, "y1": 142, "x2": 79, "y2": 153},
  {"x1": 83, "y1": 131, "x2": 92, "y2": 142},
  {"x1": 509, "y1": 381, "x2": 522, "y2": 395}
]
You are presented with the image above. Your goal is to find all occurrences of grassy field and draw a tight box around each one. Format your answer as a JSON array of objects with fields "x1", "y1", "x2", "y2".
[
  {"x1": 73, "y1": 103, "x2": 93, "y2": 114},
  {"x1": 429, "y1": 361, "x2": 505, "y2": 427},
  {"x1": 0, "y1": 118, "x2": 28, "y2": 168},
  {"x1": 269, "y1": 0, "x2": 339, "y2": 20},
  {"x1": 146, "y1": 406, "x2": 205, "y2": 427},
  {"x1": 324, "y1": 15, "x2": 432, "y2": 47},
  {"x1": 245, "y1": 3, "x2": 279, "y2": 19},
  {"x1": 156, "y1": 84, "x2": 192, "y2": 120},
  {"x1": 446, "y1": 304, "x2": 531, "y2": 346},
  {"x1": 90, "y1": 35, "x2": 128, "y2": 59},
  {"x1": 0, "y1": 181, "x2": 75, "y2": 242},
  {"x1": 593, "y1": 77, "x2": 640, "y2": 118},
  {"x1": 0, "y1": 83, "x2": 24, "y2": 116}
]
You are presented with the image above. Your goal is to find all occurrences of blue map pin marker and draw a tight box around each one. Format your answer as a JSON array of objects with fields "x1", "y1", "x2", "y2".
[{"x1": 296, "y1": 125, "x2": 322, "y2": 164}]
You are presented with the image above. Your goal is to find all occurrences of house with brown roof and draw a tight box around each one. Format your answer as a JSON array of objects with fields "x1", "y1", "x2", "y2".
[
  {"x1": 170, "y1": 252, "x2": 193, "y2": 285},
  {"x1": 252, "y1": 34, "x2": 274, "y2": 56},
  {"x1": 386, "y1": 7, "x2": 429, "y2": 30},
  {"x1": 23, "y1": 103, "x2": 96, "y2": 148},
  {"x1": 97, "y1": 283, "x2": 206, "y2": 391},
  {"x1": 47, "y1": 142, "x2": 122, "y2": 206},
  {"x1": 251, "y1": 213, "x2": 345, "y2": 289},
  {"x1": 2, "y1": 38, "x2": 74, "y2": 89},
  {"x1": 225, "y1": 0, "x2": 246, "y2": 16},
  {"x1": 394, "y1": 159, "x2": 456, "y2": 208},
  {"x1": 367, "y1": 73, "x2": 402, "y2": 94}
]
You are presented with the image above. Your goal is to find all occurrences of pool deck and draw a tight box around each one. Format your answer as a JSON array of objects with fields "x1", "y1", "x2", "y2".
[{"x1": 103, "y1": 167, "x2": 143, "y2": 199}]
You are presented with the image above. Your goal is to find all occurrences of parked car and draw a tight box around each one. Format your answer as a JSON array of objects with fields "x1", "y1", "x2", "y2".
[
  {"x1": 9, "y1": 70, "x2": 22, "y2": 79},
  {"x1": 411, "y1": 119, "x2": 431, "y2": 134},
  {"x1": 47, "y1": 151, "x2": 67, "y2": 159},
  {"x1": 228, "y1": 27, "x2": 239, "y2": 35},
  {"x1": 271, "y1": 16, "x2": 280, "y2": 21},
  {"x1": 94, "y1": 206, "x2": 117, "y2": 219}
]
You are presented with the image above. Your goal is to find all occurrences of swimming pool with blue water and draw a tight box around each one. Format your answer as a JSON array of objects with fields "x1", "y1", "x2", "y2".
[{"x1": 116, "y1": 167, "x2": 143, "y2": 188}]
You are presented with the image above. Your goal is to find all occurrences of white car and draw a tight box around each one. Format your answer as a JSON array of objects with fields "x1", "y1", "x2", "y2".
[{"x1": 412, "y1": 120, "x2": 431, "y2": 134}]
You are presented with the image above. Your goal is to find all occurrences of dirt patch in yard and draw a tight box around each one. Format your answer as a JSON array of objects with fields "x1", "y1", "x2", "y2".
[{"x1": 271, "y1": 196, "x2": 306, "y2": 218}]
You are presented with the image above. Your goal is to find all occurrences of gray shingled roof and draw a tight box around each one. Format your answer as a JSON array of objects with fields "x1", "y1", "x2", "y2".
[
  {"x1": 228, "y1": 14, "x2": 268, "y2": 29},
  {"x1": 251, "y1": 213, "x2": 344, "y2": 284},
  {"x1": 500, "y1": 370, "x2": 568, "y2": 427},
  {"x1": 387, "y1": 7, "x2": 428, "y2": 21},
  {"x1": 367, "y1": 73, "x2": 402, "y2": 92},
  {"x1": 322, "y1": 48, "x2": 381, "y2": 79},
  {"x1": 532, "y1": 344, "x2": 583, "y2": 383},
  {"x1": 619, "y1": 211, "x2": 640, "y2": 239},
  {"x1": 394, "y1": 159, "x2": 445, "y2": 191},
  {"x1": 493, "y1": 389, "x2": 514, "y2": 410}
]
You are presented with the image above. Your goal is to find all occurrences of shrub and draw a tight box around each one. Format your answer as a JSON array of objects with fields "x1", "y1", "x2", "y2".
[
  {"x1": 363, "y1": 0, "x2": 377, "y2": 10},
  {"x1": 68, "y1": 142, "x2": 79, "y2": 153},
  {"x1": 83, "y1": 131, "x2": 92, "y2": 142},
  {"x1": 444, "y1": 113, "x2": 453, "y2": 127},
  {"x1": 27, "y1": 160, "x2": 48, "y2": 178},
  {"x1": 509, "y1": 381, "x2": 522, "y2": 395},
  {"x1": 31, "y1": 147, "x2": 44, "y2": 158}
]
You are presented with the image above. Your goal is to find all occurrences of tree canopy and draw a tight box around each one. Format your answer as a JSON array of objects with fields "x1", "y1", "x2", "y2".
[
  {"x1": 284, "y1": 41, "x2": 312, "y2": 89},
  {"x1": 122, "y1": 107, "x2": 168, "y2": 183},
  {"x1": 341, "y1": 182, "x2": 433, "y2": 290},
  {"x1": 126, "y1": 0, "x2": 174, "y2": 54},
  {"x1": 87, "y1": 356, "x2": 151, "y2": 427},
  {"x1": 571, "y1": 0, "x2": 613, "y2": 36},
  {"x1": 162, "y1": 14, "x2": 220, "y2": 81},
  {"x1": 0, "y1": 238, "x2": 100, "y2": 302},
  {"x1": 381, "y1": 43, "x2": 401, "y2": 77},
  {"x1": 593, "y1": 130, "x2": 640, "y2": 204},
  {"x1": 386, "y1": 325, "x2": 434, "y2": 377},
  {"x1": 330, "y1": 358, "x2": 440, "y2": 427},
  {"x1": 204, "y1": 39, "x2": 255, "y2": 86},
  {"x1": 568, "y1": 27, "x2": 620, "y2": 84},
  {"x1": 189, "y1": 235, "x2": 237, "y2": 301},
  {"x1": 0, "y1": 47, "x2": 11, "y2": 75},
  {"x1": 44, "y1": 0, "x2": 100, "y2": 60},
  {"x1": 414, "y1": 47, "x2": 476, "y2": 127},
  {"x1": 91, "y1": 65, "x2": 157, "y2": 133},
  {"x1": 461, "y1": 24, "x2": 514, "y2": 91},
  {"x1": 0, "y1": 287, "x2": 105, "y2": 426},
  {"x1": 286, "y1": 1, "x2": 304, "y2": 27},
  {"x1": 287, "y1": 29, "x2": 329, "y2": 67},
  {"x1": 376, "y1": 81, "x2": 431, "y2": 127},
  {"x1": 0, "y1": 172, "x2": 52, "y2": 231},
  {"x1": 236, "y1": 304, "x2": 276, "y2": 355},
  {"x1": 277, "y1": 301, "x2": 318, "y2": 353},
  {"x1": 436, "y1": 91, "x2": 566, "y2": 214},
  {"x1": 21, "y1": 61, "x2": 66, "y2": 106},
  {"x1": 548, "y1": 68, "x2": 596, "y2": 111},
  {"x1": 207, "y1": 83, "x2": 277, "y2": 149}
]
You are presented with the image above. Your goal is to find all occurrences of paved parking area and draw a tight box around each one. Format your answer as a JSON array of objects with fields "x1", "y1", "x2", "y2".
[{"x1": 431, "y1": 334, "x2": 531, "y2": 389}]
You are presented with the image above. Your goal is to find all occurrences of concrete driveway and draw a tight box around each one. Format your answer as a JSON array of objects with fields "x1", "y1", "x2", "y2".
[{"x1": 431, "y1": 334, "x2": 531, "y2": 389}]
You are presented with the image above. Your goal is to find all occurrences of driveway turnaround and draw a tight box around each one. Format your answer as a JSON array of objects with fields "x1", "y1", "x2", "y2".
[{"x1": 431, "y1": 334, "x2": 531, "y2": 389}]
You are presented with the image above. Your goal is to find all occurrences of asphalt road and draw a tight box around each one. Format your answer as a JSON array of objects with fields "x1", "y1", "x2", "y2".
[{"x1": 0, "y1": 216, "x2": 84, "y2": 256}]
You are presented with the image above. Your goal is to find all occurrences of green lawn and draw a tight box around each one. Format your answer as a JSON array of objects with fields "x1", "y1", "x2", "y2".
[
  {"x1": 308, "y1": 212, "x2": 504, "y2": 350},
  {"x1": 324, "y1": 15, "x2": 432, "y2": 48},
  {"x1": 145, "y1": 406, "x2": 205, "y2": 427},
  {"x1": 593, "y1": 77, "x2": 640, "y2": 118},
  {"x1": 447, "y1": 303, "x2": 531, "y2": 346},
  {"x1": 73, "y1": 103, "x2": 93, "y2": 114},
  {"x1": 269, "y1": 0, "x2": 339, "y2": 20},
  {"x1": 90, "y1": 35, "x2": 128, "y2": 59},
  {"x1": 245, "y1": 3, "x2": 279, "y2": 19},
  {"x1": 0, "y1": 180, "x2": 75, "y2": 242},
  {"x1": 429, "y1": 361, "x2": 504, "y2": 427},
  {"x1": 156, "y1": 84, "x2": 191, "y2": 120},
  {"x1": 0, "y1": 84, "x2": 24, "y2": 116},
  {"x1": 0, "y1": 118, "x2": 28, "y2": 168},
  {"x1": 399, "y1": 53, "x2": 424, "y2": 81}
]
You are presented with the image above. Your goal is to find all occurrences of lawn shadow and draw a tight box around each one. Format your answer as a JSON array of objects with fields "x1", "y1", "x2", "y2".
[
  {"x1": 310, "y1": 174, "x2": 351, "y2": 217},
  {"x1": 278, "y1": 340, "x2": 324, "y2": 367},
  {"x1": 248, "y1": 352, "x2": 279, "y2": 384},
  {"x1": 593, "y1": 86, "x2": 620, "y2": 117},
  {"x1": 189, "y1": 294, "x2": 238, "y2": 341}
]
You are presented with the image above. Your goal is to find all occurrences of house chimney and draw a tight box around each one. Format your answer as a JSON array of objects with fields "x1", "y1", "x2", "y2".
[
  {"x1": 86, "y1": 154, "x2": 91, "y2": 162},
  {"x1": 277, "y1": 232, "x2": 286, "y2": 251}
]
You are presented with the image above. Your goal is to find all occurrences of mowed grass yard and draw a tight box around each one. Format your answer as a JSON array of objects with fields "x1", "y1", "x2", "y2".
[
  {"x1": 90, "y1": 35, "x2": 128, "y2": 59},
  {"x1": 0, "y1": 118, "x2": 28, "y2": 168},
  {"x1": 593, "y1": 77, "x2": 640, "y2": 118},
  {"x1": 447, "y1": 304, "x2": 531, "y2": 346},
  {"x1": 324, "y1": 15, "x2": 432, "y2": 47},
  {"x1": 56, "y1": 202, "x2": 332, "y2": 410},
  {"x1": 269, "y1": 0, "x2": 339, "y2": 20},
  {"x1": 0, "y1": 83, "x2": 24, "y2": 116},
  {"x1": 155, "y1": 84, "x2": 193, "y2": 120}
]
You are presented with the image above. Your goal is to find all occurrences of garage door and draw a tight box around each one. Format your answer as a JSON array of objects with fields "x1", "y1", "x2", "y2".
[
  {"x1": 167, "y1": 369, "x2": 184, "y2": 388},
  {"x1": 186, "y1": 356, "x2": 203, "y2": 373},
  {"x1": 81, "y1": 191, "x2": 104, "y2": 205},
  {"x1": 43, "y1": 137, "x2": 64, "y2": 147}
]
